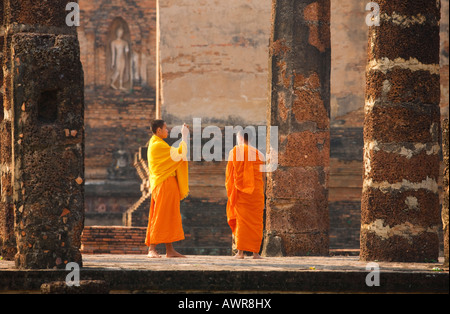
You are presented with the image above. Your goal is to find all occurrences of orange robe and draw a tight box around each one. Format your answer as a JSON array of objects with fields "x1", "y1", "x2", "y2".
[
  {"x1": 225, "y1": 144, "x2": 265, "y2": 253},
  {"x1": 145, "y1": 135, "x2": 189, "y2": 246}
]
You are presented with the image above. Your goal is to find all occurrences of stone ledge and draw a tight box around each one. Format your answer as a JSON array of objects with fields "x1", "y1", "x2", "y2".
[
  {"x1": 0, "y1": 255, "x2": 447, "y2": 294},
  {"x1": 40, "y1": 280, "x2": 110, "y2": 294}
]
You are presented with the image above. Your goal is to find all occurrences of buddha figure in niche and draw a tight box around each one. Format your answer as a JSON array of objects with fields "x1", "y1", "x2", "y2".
[{"x1": 110, "y1": 26, "x2": 130, "y2": 91}]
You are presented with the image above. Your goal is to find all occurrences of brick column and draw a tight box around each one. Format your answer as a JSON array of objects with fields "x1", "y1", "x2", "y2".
[
  {"x1": 264, "y1": 0, "x2": 330, "y2": 256},
  {"x1": 361, "y1": 0, "x2": 442, "y2": 262},
  {"x1": 3, "y1": 1, "x2": 85, "y2": 269},
  {"x1": 443, "y1": 119, "x2": 449, "y2": 268}
]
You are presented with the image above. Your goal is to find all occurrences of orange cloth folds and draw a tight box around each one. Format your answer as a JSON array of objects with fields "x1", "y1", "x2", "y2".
[
  {"x1": 145, "y1": 135, "x2": 188, "y2": 246},
  {"x1": 145, "y1": 176, "x2": 185, "y2": 245},
  {"x1": 225, "y1": 144, "x2": 265, "y2": 253},
  {"x1": 147, "y1": 135, "x2": 189, "y2": 200}
]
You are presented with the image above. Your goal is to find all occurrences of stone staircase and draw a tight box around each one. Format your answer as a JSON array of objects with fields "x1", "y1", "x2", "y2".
[{"x1": 123, "y1": 147, "x2": 150, "y2": 227}]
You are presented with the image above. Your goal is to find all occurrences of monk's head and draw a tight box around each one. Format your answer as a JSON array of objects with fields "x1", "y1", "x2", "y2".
[
  {"x1": 152, "y1": 119, "x2": 168, "y2": 139},
  {"x1": 237, "y1": 130, "x2": 251, "y2": 146}
]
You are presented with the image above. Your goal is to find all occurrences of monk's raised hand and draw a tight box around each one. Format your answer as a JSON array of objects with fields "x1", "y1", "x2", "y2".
[{"x1": 181, "y1": 123, "x2": 189, "y2": 141}]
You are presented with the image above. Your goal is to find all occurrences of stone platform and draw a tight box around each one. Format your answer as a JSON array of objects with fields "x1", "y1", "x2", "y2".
[{"x1": 0, "y1": 255, "x2": 448, "y2": 294}]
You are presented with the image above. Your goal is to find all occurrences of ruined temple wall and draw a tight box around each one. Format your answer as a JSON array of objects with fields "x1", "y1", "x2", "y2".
[
  {"x1": 76, "y1": 0, "x2": 157, "y2": 215},
  {"x1": 328, "y1": 0, "x2": 367, "y2": 248},
  {"x1": 158, "y1": 0, "x2": 272, "y2": 126},
  {"x1": 78, "y1": 0, "x2": 157, "y2": 90},
  {"x1": 77, "y1": 0, "x2": 157, "y2": 180},
  {"x1": 155, "y1": 0, "x2": 272, "y2": 207}
]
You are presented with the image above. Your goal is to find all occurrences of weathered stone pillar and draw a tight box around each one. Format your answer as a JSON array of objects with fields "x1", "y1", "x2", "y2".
[
  {"x1": 443, "y1": 119, "x2": 449, "y2": 268},
  {"x1": 361, "y1": 0, "x2": 442, "y2": 262},
  {"x1": 0, "y1": 2, "x2": 17, "y2": 260},
  {"x1": 2, "y1": 1, "x2": 85, "y2": 269},
  {"x1": 264, "y1": 0, "x2": 330, "y2": 256}
]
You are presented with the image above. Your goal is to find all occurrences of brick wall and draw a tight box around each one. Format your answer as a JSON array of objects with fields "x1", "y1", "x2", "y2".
[
  {"x1": 82, "y1": 200, "x2": 232, "y2": 255},
  {"x1": 81, "y1": 226, "x2": 148, "y2": 255},
  {"x1": 158, "y1": 0, "x2": 271, "y2": 126},
  {"x1": 77, "y1": 0, "x2": 157, "y2": 217}
]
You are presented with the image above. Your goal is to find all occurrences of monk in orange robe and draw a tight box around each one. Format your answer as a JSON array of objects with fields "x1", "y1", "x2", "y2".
[
  {"x1": 145, "y1": 119, "x2": 189, "y2": 258},
  {"x1": 225, "y1": 131, "x2": 265, "y2": 259}
]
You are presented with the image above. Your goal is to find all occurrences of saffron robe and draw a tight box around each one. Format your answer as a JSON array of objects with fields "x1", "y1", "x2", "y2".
[
  {"x1": 225, "y1": 144, "x2": 265, "y2": 253},
  {"x1": 145, "y1": 135, "x2": 189, "y2": 246}
]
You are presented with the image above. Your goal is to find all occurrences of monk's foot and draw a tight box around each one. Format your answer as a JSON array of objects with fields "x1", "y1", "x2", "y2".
[
  {"x1": 234, "y1": 253, "x2": 245, "y2": 259},
  {"x1": 253, "y1": 253, "x2": 263, "y2": 260},
  {"x1": 166, "y1": 250, "x2": 186, "y2": 258},
  {"x1": 147, "y1": 250, "x2": 161, "y2": 258}
]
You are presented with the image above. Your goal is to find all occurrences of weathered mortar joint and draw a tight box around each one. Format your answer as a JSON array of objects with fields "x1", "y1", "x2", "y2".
[{"x1": 361, "y1": 219, "x2": 440, "y2": 244}]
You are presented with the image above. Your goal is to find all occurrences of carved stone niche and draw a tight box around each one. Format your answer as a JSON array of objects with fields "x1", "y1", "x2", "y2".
[{"x1": 107, "y1": 136, "x2": 137, "y2": 181}]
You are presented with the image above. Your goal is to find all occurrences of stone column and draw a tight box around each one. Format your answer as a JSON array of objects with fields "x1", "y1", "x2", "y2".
[
  {"x1": 361, "y1": 0, "x2": 442, "y2": 262},
  {"x1": 264, "y1": 0, "x2": 330, "y2": 256},
  {"x1": 443, "y1": 119, "x2": 449, "y2": 268},
  {"x1": 2, "y1": 0, "x2": 85, "y2": 269},
  {"x1": 0, "y1": 4, "x2": 17, "y2": 260},
  {"x1": 0, "y1": 101, "x2": 16, "y2": 260}
]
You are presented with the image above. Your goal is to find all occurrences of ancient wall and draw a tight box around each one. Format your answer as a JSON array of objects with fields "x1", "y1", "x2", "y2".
[
  {"x1": 158, "y1": 0, "x2": 271, "y2": 126},
  {"x1": 328, "y1": 0, "x2": 367, "y2": 248},
  {"x1": 81, "y1": 226, "x2": 148, "y2": 254},
  {"x1": 76, "y1": 0, "x2": 157, "y2": 219}
]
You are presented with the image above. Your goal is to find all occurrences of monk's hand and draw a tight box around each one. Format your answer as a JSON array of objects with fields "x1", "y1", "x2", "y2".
[{"x1": 181, "y1": 123, "x2": 189, "y2": 142}]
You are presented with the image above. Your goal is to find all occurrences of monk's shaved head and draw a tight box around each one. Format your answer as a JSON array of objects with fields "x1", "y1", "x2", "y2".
[
  {"x1": 237, "y1": 130, "x2": 252, "y2": 144},
  {"x1": 152, "y1": 119, "x2": 165, "y2": 134}
]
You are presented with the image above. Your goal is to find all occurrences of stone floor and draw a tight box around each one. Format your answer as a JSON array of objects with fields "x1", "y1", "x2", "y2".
[
  {"x1": 68, "y1": 254, "x2": 448, "y2": 272},
  {"x1": 0, "y1": 255, "x2": 448, "y2": 293},
  {"x1": 1, "y1": 254, "x2": 446, "y2": 272}
]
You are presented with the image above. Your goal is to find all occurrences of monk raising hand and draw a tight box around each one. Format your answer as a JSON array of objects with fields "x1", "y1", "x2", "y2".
[
  {"x1": 145, "y1": 120, "x2": 190, "y2": 258},
  {"x1": 225, "y1": 130, "x2": 265, "y2": 259}
]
